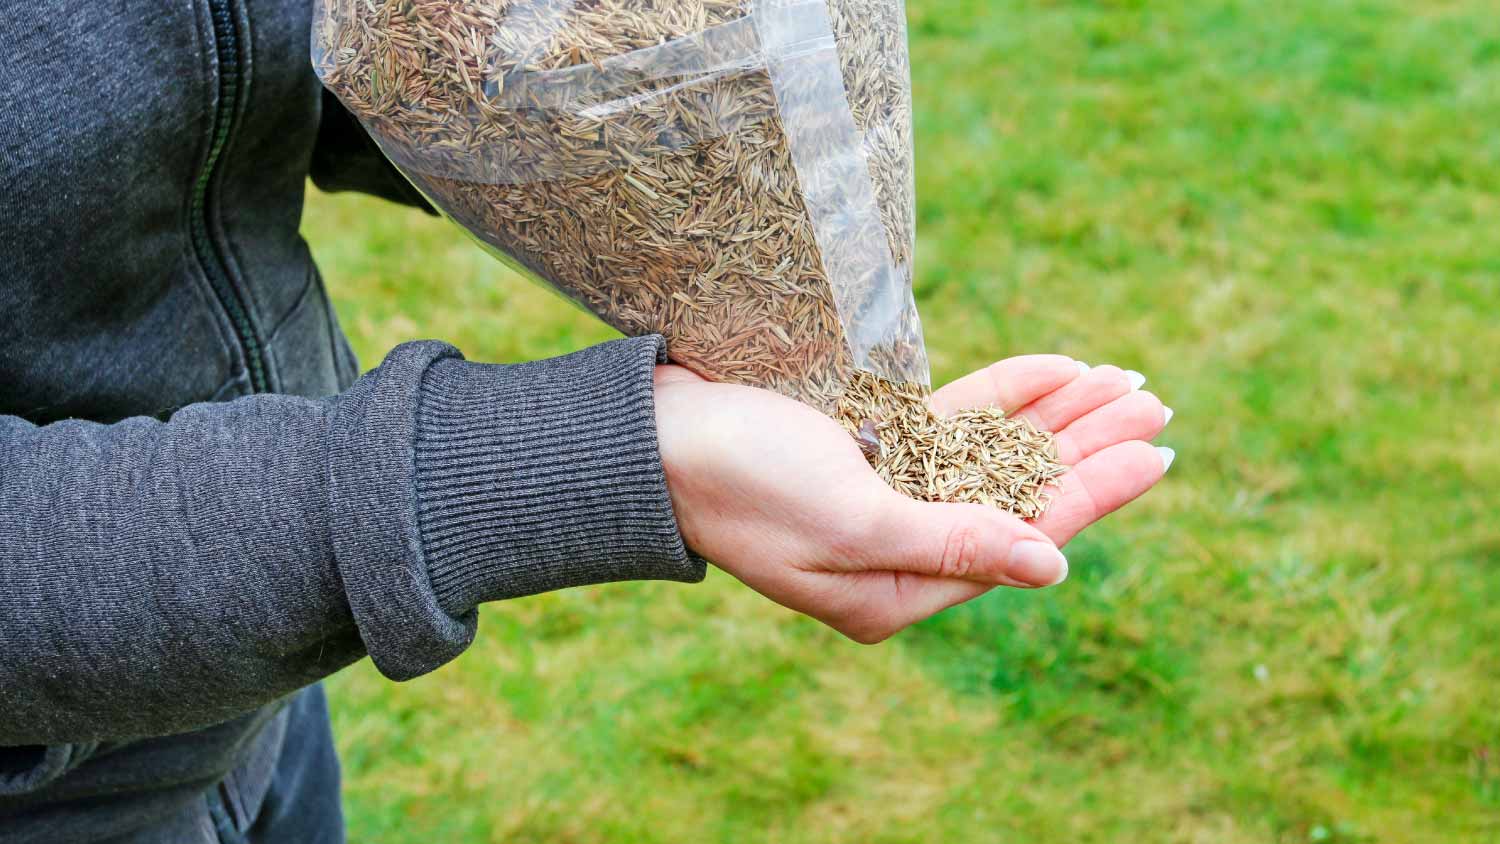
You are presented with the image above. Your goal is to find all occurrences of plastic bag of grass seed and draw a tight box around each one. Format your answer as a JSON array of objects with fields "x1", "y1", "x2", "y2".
[{"x1": 312, "y1": 0, "x2": 929, "y2": 414}]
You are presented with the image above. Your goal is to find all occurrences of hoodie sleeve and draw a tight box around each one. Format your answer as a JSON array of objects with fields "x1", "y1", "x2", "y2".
[{"x1": 0, "y1": 336, "x2": 700, "y2": 746}]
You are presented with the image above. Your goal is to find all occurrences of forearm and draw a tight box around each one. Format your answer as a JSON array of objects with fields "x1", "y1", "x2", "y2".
[
  {"x1": 0, "y1": 387, "x2": 356, "y2": 743},
  {"x1": 0, "y1": 337, "x2": 698, "y2": 744}
]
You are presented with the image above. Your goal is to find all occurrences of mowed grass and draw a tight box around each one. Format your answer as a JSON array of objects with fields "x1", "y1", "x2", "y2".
[{"x1": 301, "y1": 0, "x2": 1500, "y2": 840}]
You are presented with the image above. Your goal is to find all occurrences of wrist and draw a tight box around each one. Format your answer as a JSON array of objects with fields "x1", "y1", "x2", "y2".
[{"x1": 652, "y1": 365, "x2": 711, "y2": 555}]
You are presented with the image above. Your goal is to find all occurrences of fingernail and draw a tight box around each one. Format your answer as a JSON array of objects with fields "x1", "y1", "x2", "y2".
[
  {"x1": 1125, "y1": 370, "x2": 1146, "y2": 390},
  {"x1": 1156, "y1": 446, "x2": 1176, "y2": 472},
  {"x1": 1074, "y1": 360, "x2": 1090, "y2": 377},
  {"x1": 1162, "y1": 406, "x2": 1174, "y2": 426},
  {"x1": 1009, "y1": 541, "x2": 1069, "y2": 586}
]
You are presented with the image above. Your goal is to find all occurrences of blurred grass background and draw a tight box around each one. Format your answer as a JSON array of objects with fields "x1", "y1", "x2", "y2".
[{"x1": 301, "y1": 0, "x2": 1500, "y2": 840}]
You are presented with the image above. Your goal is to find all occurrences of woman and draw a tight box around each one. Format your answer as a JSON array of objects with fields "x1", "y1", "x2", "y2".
[{"x1": 0, "y1": 2, "x2": 1171, "y2": 841}]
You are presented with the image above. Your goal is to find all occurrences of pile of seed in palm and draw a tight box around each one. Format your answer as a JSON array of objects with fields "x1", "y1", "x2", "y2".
[
  {"x1": 834, "y1": 372, "x2": 1067, "y2": 519},
  {"x1": 314, "y1": 0, "x2": 925, "y2": 413}
]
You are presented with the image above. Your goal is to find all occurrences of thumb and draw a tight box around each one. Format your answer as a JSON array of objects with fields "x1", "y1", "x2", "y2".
[{"x1": 855, "y1": 493, "x2": 1069, "y2": 588}]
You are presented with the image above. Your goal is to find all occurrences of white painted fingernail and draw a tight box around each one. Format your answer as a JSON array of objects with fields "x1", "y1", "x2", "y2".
[
  {"x1": 1156, "y1": 446, "x2": 1176, "y2": 472},
  {"x1": 1125, "y1": 370, "x2": 1146, "y2": 390},
  {"x1": 1162, "y1": 406, "x2": 1174, "y2": 426},
  {"x1": 1074, "y1": 360, "x2": 1090, "y2": 377},
  {"x1": 1010, "y1": 541, "x2": 1069, "y2": 587}
]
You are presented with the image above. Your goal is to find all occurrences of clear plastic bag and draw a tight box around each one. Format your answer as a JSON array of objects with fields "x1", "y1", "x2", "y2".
[{"x1": 313, "y1": 0, "x2": 929, "y2": 413}]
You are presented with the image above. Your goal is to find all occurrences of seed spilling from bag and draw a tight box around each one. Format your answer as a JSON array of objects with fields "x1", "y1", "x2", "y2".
[
  {"x1": 314, "y1": 0, "x2": 924, "y2": 409},
  {"x1": 314, "y1": 0, "x2": 1064, "y2": 516}
]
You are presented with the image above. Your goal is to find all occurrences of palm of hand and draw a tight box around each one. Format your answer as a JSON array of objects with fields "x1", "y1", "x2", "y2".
[{"x1": 654, "y1": 356, "x2": 1170, "y2": 643}]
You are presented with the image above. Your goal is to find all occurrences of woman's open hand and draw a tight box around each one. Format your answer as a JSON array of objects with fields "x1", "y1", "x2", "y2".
[{"x1": 653, "y1": 356, "x2": 1172, "y2": 643}]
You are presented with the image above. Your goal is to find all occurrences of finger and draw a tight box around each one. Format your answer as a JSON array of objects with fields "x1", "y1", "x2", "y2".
[
  {"x1": 1053, "y1": 390, "x2": 1170, "y2": 465},
  {"x1": 930, "y1": 355, "x2": 1082, "y2": 416},
  {"x1": 1034, "y1": 440, "x2": 1171, "y2": 547},
  {"x1": 1014, "y1": 364, "x2": 1141, "y2": 432},
  {"x1": 833, "y1": 491, "x2": 1069, "y2": 588}
]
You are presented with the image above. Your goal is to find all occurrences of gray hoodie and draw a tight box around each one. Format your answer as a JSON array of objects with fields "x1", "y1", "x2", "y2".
[{"x1": 0, "y1": 1, "x2": 701, "y2": 840}]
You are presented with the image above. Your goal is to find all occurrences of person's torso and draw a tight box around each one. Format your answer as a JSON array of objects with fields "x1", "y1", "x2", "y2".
[
  {"x1": 1, "y1": 1, "x2": 356, "y2": 840},
  {"x1": 0, "y1": 0, "x2": 359, "y2": 427}
]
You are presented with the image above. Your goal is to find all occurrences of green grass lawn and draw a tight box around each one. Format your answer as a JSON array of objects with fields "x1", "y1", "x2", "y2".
[{"x1": 301, "y1": 0, "x2": 1500, "y2": 840}]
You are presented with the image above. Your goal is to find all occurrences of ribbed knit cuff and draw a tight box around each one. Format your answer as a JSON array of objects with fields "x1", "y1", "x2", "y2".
[
  {"x1": 328, "y1": 337, "x2": 699, "y2": 682},
  {"x1": 415, "y1": 335, "x2": 701, "y2": 617},
  {"x1": 329, "y1": 341, "x2": 472, "y2": 681}
]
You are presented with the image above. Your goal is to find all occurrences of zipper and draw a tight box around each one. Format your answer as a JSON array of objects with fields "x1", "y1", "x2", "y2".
[{"x1": 192, "y1": 0, "x2": 270, "y2": 393}]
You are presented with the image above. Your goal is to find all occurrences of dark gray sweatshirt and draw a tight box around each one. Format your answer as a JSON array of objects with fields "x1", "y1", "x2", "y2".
[{"x1": 0, "y1": 1, "x2": 701, "y2": 840}]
